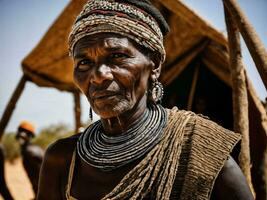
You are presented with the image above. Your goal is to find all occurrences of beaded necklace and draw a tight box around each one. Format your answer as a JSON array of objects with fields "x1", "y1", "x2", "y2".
[{"x1": 77, "y1": 104, "x2": 167, "y2": 171}]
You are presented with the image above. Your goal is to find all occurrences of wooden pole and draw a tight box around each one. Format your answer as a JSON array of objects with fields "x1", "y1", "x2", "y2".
[
  {"x1": 223, "y1": 0, "x2": 267, "y2": 90},
  {"x1": 73, "y1": 91, "x2": 81, "y2": 133},
  {"x1": 224, "y1": 6, "x2": 255, "y2": 195},
  {"x1": 187, "y1": 63, "x2": 200, "y2": 111},
  {"x1": 0, "y1": 75, "x2": 27, "y2": 139}
]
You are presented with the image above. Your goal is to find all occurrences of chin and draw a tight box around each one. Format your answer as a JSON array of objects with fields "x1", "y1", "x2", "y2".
[{"x1": 94, "y1": 99, "x2": 135, "y2": 119}]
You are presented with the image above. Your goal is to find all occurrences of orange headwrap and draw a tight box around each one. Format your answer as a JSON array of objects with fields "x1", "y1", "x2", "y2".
[{"x1": 18, "y1": 121, "x2": 35, "y2": 134}]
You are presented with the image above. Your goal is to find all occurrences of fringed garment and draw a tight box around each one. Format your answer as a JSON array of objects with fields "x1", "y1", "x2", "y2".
[{"x1": 66, "y1": 107, "x2": 241, "y2": 200}]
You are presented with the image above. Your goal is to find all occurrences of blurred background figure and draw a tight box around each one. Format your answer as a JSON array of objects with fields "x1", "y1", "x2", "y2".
[
  {"x1": 15, "y1": 121, "x2": 44, "y2": 199},
  {"x1": 0, "y1": 144, "x2": 14, "y2": 200}
]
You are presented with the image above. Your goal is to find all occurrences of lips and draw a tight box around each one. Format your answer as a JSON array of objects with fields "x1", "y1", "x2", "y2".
[{"x1": 91, "y1": 91, "x2": 121, "y2": 100}]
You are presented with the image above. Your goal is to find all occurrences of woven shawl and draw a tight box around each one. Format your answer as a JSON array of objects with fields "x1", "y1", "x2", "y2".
[{"x1": 102, "y1": 107, "x2": 241, "y2": 200}]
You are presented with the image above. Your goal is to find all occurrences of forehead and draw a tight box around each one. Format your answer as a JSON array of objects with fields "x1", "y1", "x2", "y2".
[{"x1": 73, "y1": 33, "x2": 136, "y2": 56}]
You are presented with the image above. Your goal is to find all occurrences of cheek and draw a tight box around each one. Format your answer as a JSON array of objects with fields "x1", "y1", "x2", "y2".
[
  {"x1": 133, "y1": 72, "x2": 149, "y2": 99},
  {"x1": 121, "y1": 66, "x2": 150, "y2": 99},
  {"x1": 133, "y1": 64, "x2": 151, "y2": 88},
  {"x1": 112, "y1": 66, "x2": 133, "y2": 84},
  {"x1": 73, "y1": 71, "x2": 90, "y2": 93}
]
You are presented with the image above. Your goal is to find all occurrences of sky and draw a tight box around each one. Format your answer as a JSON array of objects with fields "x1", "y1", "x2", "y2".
[{"x1": 0, "y1": 0, "x2": 266, "y2": 133}]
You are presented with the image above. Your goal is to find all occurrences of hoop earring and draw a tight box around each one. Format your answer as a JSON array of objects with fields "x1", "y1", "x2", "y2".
[
  {"x1": 149, "y1": 78, "x2": 164, "y2": 103},
  {"x1": 89, "y1": 107, "x2": 93, "y2": 122}
]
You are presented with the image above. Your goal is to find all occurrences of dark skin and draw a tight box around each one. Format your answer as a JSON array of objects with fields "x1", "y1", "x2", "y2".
[
  {"x1": 72, "y1": 33, "x2": 157, "y2": 134},
  {"x1": 16, "y1": 129, "x2": 44, "y2": 197},
  {"x1": 0, "y1": 144, "x2": 14, "y2": 200},
  {"x1": 38, "y1": 33, "x2": 253, "y2": 200}
]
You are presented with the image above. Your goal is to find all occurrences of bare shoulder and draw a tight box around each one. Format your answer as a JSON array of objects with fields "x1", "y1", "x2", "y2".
[
  {"x1": 37, "y1": 134, "x2": 79, "y2": 200},
  {"x1": 211, "y1": 156, "x2": 254, "y2": 200},
  {"x1": 44, "y1": 134, "x2": 79, "y2": 162},
  {"x1": 24, "y1": 144, "x2": 44, "y2": 161}
]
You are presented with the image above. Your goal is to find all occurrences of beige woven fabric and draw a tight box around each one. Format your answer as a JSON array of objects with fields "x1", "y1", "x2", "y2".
[
  {"x1": 173, "y1": 112, "x2": 241, "y2": 199},
  {"x1": 103, "y1": 107, "x2": 241, "y2": 200},
  {"x1": 65, "y1": 107, "x2": 241, "y2": 200}
]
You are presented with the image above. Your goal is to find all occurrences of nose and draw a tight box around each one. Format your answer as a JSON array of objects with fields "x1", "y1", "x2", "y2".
[{"x1": 90, "y1": 63, "x2": 113, "y2": 85}]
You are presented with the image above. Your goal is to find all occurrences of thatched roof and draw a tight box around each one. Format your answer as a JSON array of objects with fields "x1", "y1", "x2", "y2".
[
  {"x1": 22, "y1": 0, "x2": 88, "y2": 92},
  {"x1": 21, "y1": 0, "x2": 231, "y2": 92}
]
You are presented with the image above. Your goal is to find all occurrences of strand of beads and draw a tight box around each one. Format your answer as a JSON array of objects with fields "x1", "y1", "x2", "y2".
[{"x1": 77, "y1": 104, "x2": 167, "y2": 171}]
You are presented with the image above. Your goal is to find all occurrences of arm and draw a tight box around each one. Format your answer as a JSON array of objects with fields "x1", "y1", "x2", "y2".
[
  {"x1": 37, "y1": 136, "x2": 77, "y2": 200},
  {"x1": 211, "y1": 156, "x2": 254, "y2": 200},
  {"x1": 0, "y1": 145, "x2": 14, "y2": 200},
  {"x1": 37, "y1": 142, "x2": 64, "y2": 200}
]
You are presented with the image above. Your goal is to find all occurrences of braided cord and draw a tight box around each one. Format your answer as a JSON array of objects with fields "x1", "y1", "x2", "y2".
[{"x1": 102, "y1": 108, "x2": 194, "y2": 200}]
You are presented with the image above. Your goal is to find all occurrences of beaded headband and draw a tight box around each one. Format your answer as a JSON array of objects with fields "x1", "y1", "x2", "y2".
[{"x1": 68, "y1": 0, "x2": 166, "y2": 62}]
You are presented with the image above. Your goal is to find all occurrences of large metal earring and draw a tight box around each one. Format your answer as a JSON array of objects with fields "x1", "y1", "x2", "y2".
[
  {"x1": 149, "y1": 78, "x2": 164, "y2": 103},
  {"x1": 89, "y1": 107, "x2": 93, "y2": 122}
]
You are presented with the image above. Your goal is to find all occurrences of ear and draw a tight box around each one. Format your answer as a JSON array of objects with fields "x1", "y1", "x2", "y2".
[{"x1": 150, "y1": 56, "x2": 162, "y2": 81}]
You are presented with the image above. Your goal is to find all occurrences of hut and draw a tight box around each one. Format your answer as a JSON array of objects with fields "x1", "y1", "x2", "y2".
[{"x1": 0, "y1": 0, "x2": 266, "y2": 198}]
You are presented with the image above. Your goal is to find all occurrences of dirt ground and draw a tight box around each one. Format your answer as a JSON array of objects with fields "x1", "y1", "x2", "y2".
[{"x1": 1, "y1": 158, "x2": 34, "y2": 200}]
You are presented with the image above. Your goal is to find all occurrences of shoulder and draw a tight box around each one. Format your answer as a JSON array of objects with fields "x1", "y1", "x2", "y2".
[
  {"x1": 211, "y1": 156, "x2": 254, "y2": 200},
  {"x1": 25, "y1": 144, "x2": 44, "y2": 157},
  {"x1": 43, "y1": 134, "x2": 79, "y2": 165},
  {"x1": 39, "y1": 133, "x2": 80, "y2": 173},
  {"x1": 167, "y1": 107, "x2": 246, "y2": 198},
  {"x1": 46, "y1": 134, "x2": 79, "y2": 153},
  {"x1": 168, "y1": 107, "x2": 241, "y2": 145},
  {"x1": 37, "y1": 134, "x2": 80, "y2": 200}
]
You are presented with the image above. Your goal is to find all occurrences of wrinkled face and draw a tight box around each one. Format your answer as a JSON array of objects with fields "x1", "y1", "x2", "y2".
[{"x1": 73, "y1": 33, "x2": 155, "y2": 119}]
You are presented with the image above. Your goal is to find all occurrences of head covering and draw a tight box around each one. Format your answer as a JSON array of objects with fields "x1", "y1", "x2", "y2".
[
  {"x1": 18, "y1": 121, "x2": 35, "y2": 135},
  {"x1": 68, "y1": 0, "x2": 169, "y2": 62}
]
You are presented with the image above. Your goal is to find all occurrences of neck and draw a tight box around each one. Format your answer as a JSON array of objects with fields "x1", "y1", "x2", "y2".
[
  {"x1": 101, "y1": 95, "x2": 148, "y2": 135},
  {"x1": 21, "y1": 141, "x2": 29, "y2": 148}
]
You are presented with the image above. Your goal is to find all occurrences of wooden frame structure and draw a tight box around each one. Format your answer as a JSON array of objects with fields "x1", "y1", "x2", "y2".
[{"x1": 223, "y1": 0, "x2": 267, "y2": 196}]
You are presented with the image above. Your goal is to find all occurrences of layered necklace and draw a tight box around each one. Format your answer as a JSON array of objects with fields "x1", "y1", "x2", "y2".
[{"x1": 77, "y1": 104, "x2": 167, "y2": 171}]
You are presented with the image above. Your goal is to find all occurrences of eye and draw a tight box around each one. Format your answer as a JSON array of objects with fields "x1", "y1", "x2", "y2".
[
  {"x1": 75, "y1": 59, "x2": 94, "y2": 71},
  {"x1": 110, "y1": 53, "x2": 129, "y2": 59}
]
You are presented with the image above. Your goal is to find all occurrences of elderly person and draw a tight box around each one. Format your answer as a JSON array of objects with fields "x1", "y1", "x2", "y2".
[{"x1": 38, "y1": 0, "x2": 253, "y2": 199}]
